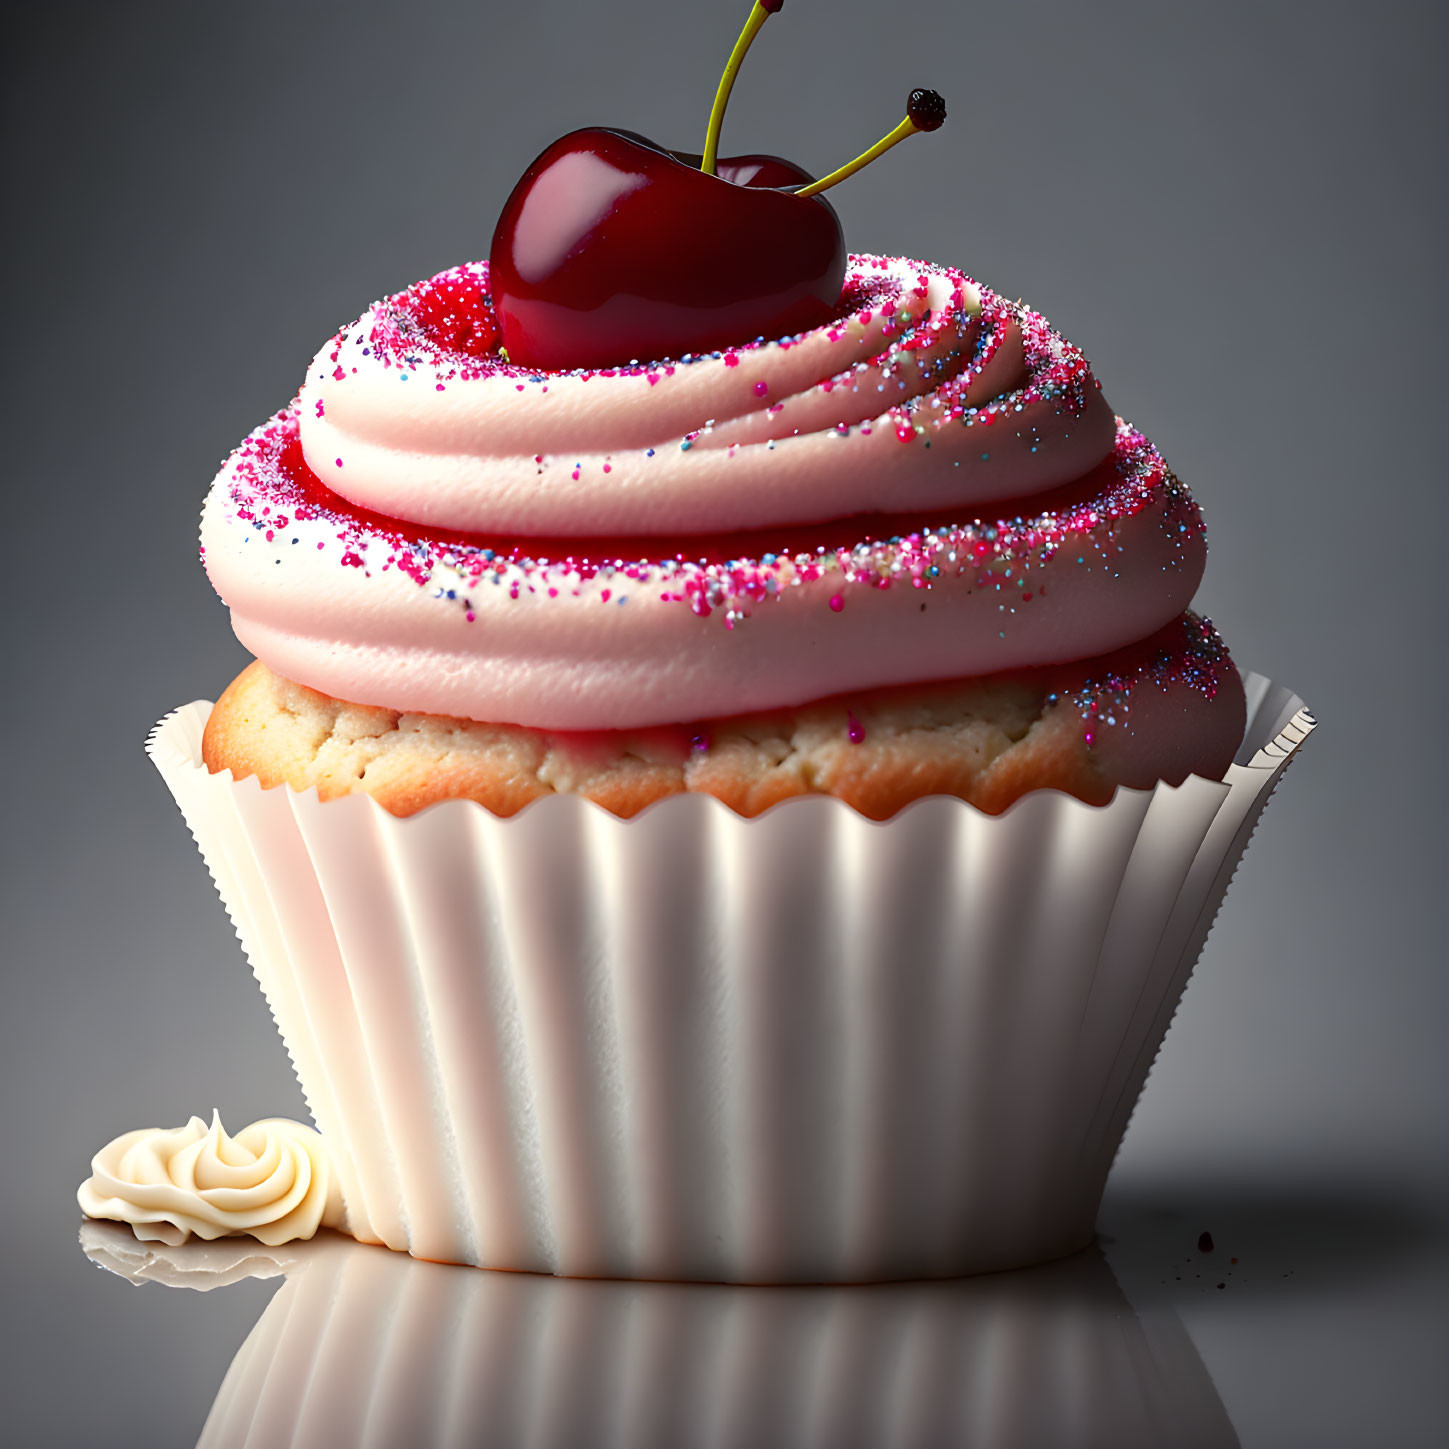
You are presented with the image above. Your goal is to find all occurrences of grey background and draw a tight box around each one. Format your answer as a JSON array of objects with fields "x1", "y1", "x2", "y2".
[{"x1": 2, "y1": 1, "x2": 1445, "y2": 1444}]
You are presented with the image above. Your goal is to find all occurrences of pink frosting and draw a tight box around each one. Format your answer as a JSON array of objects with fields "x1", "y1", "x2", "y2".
[
  {"x1": 299, "y1": 256, "x2": 1116, "y2": 535},
  {"x1": 200, "y1": 253, "x2": 1218, "y2": 731},
  {"x1": 201, "y1": 409, "x2": 1206, "y2": 731}
]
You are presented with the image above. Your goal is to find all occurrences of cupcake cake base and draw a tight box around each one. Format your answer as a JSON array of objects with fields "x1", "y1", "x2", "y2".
[{"x1": 201, "y1": 613, "x2": 1244, "y2": 821}]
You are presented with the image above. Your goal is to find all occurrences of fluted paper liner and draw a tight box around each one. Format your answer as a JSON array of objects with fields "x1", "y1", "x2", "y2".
[{"x1": 149, "y1": 672, "x2": 1311, "y2": 1281}]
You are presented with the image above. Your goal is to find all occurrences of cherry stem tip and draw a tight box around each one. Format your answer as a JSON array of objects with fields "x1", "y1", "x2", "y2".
[{"x1": 794, "y1": 89, "x2": 947, "y2": 199}]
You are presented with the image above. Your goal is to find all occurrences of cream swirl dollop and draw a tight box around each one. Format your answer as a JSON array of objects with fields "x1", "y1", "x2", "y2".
[{"x1": 77, "y1": 1113, "x2": 343, "y2": 1247}]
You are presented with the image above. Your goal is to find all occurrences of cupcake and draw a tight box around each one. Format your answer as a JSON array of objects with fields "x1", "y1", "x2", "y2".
[{"x1": 151, "y1": 20, "x2": 1310, "y2": 1281}]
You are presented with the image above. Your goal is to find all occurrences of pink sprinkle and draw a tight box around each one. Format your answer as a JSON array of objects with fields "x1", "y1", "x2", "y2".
[
  {"x1": 724, "y1": 352, "x2": 740, "y2": 367},
  {"x1": 829, "y1": 594, "x2": 845, "y2": 613},
  {"x1": 847, "y1": 712, "x2": 866, "y2": 744},
  {"x1": 754, "y1": 381, "x2": 769, "y2": 397},
  {"x1": 465, "y1": 610, "x2": 476, "y2": 622},
  {"x1": 435, "y1": 383, "x2": 445, "y2": 391},
  {"x1": 335, "y1": 457, "x2": 343, "y2": 467},
  {"x1": 602, "y1": 462, "x2": 611, "y2": 473}
]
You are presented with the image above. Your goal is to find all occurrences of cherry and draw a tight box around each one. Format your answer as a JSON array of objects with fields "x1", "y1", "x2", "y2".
[
  {"x1": 486, "y1": 0, "x2": 946, "y2": 373},
  {"x1": 489, "y1": 128, "x2": 845, "y2": 372}
]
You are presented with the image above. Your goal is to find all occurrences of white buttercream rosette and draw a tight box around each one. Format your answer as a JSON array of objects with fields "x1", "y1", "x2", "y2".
[{"x1": 78, "y1": 1113, "x2": 343, "y2": 1247}]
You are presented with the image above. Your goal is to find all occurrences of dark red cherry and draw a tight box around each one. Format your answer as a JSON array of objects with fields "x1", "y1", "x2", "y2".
[{"x1": 489, "y1": 128, "x2": 845, "y2": 372}]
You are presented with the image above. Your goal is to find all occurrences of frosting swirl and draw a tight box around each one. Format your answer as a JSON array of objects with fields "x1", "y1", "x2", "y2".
[
  {"x1": 300, "y1": 255, "x2": 1116, "y2": 536},
  {"x1": 77, "y1": 1114, "x2": 343, "y2": 1247},
  {"x1": 205, "y1": 412, "x2": 1203, "y2": 730},
  {"x1": 202, "y1": 255, "x2": 1207, "y2": 731}
]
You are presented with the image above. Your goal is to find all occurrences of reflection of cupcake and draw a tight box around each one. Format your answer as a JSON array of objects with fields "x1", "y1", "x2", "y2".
[
  {"x1": 154, "y1": 247, "x2": 1310, "y2": 1280},
  {"x1": 81, "y1": 1230, "x2": 1240, "y2": 1449}
]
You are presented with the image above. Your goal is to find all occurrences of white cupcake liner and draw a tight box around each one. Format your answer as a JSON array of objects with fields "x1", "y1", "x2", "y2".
[
  {"x1": 83, "y1": 1235, "x2": 1233, "y2": 1449},
  {"x1": 149, "y1": 672, "x2": 1311, "y2": 1282}
]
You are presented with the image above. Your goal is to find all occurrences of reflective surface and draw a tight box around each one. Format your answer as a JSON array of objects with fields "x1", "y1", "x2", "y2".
[
  {"x1": 80, "y1": 1225, "x2": 1237, "y2": 1449},
  {"x1": 3, "y1": 1168, "x2": 1439, "y2": 1449}
]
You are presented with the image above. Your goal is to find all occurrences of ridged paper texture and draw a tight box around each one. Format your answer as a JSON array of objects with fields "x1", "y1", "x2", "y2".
[{"x1": 150, "y1": 674, "x2": 1311, "y2": 1282}]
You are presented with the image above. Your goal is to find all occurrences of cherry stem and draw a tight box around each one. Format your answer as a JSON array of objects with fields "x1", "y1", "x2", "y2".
[
  {"x1": 795, "y1": 88, "x2": 947, "y2": 199},
  {"x1": 701, "y1": 1, "x2": 781, "y2": 176}
]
